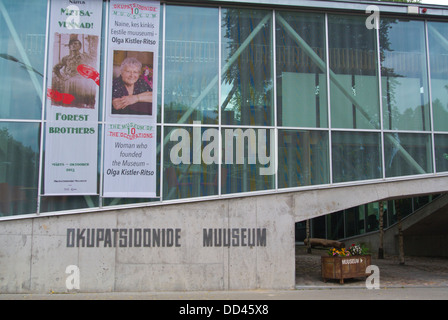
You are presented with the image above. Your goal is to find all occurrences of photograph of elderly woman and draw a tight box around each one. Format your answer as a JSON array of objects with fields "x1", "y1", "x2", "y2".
[
  {"x1": 112, "y1": 51, "x2": 153, "y2": 116},
  {"x1": 51, "y1": 33, "x2": 99, "y2": 109}
]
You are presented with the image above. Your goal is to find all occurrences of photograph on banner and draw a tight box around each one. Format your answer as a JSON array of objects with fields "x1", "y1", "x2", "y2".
[
  {"x1": 49, "y1": 33, "x2": 100, "y2": 109},
  {"x1": 111, "y1": 50, "x2": 154, "y2": 116}
]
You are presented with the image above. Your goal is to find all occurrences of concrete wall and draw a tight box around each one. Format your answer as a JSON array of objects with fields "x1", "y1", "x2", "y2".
[
  {"x1": 0, "y1": 194, "x2": 295, "y2": 293},
  {"x1": 1, "y1": 175, "x2": 447, "y2": 293}
]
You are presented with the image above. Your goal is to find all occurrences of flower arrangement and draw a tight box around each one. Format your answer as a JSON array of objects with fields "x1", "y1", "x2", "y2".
[
  {"x1": 348, "y1": 243, "x2": 363, "y2": 256},
  {"x1": 328, "y1": 247, "x2": 350, "y2": 257},
  {"x1": 328, "y1": 243, "x2": 369, "y2": 257}
]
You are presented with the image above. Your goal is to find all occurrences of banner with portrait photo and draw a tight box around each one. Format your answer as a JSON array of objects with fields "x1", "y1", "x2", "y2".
[
  {"x1": 103, "y1": 0, "x2": 160, "y2": 198},
  {"x1": 44, "y1": 0, "x2": 103, "y2": 195}
]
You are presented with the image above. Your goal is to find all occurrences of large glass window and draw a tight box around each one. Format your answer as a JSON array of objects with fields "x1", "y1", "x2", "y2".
[
  {"x1": 332, "y1": 131, "x2": 382, "y2": 183},
  {"x1": 384, "y1": 133, "x2": 433, "y2": 177},
  {"x1": 0, "y1": 0, "x2": 47, "y2": 120},
  {"x1": 163, "y1": 126, "x2": 219, "y2": 200},
  {"x1": 380, "y1": 19, "x2": 430, "y2": 131},
  {"x1": 329, "y1": 14, "x2": 380, "y2": 129},
  {"x1": 278, "y1": 130, "x2": 329, "y2": 188},
  {"x1": 221, "y1": 8, "x2": 273, "y2": 126},
  {"x1": 164, "y1": 6, "x2": 219, "y2": 125},
  {"x1": 0, "y1": 122, "x2": 40, "y2": 216},
  {"x1": 221, "y1": 127, "x2": 275, "y2": 194},
  {"x1": 275, "y1": 11, "x2": 327, "y2": 128},
  {"x1": 428, "y1": 21, "x2": 448, "y2": 132}
]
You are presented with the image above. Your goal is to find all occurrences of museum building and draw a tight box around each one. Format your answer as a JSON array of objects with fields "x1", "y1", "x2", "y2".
[{"x1": 0, "y1": 0, "x2": 448, "y2": 293}]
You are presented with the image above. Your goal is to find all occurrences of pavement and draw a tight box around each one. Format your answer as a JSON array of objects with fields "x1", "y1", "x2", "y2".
[
  {"x1": 294, "y1": 246, "x2": 448, "y2": 289},
  {"x1": 1, "y1": 247, "x2": 448, "y2": 301}
]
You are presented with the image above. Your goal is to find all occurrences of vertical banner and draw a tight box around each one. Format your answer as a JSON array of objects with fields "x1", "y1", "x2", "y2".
[
  {"x1": 103, "y1": 0, "x2": 159, "y2": 198},
  {"x1": 44, "y1": 0, "x2": 103, "y2": 195}
]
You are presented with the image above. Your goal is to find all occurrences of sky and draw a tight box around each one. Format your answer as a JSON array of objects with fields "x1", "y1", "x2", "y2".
[{"x1": 420, "y1": 0, "x2": 448, "y2": 5}]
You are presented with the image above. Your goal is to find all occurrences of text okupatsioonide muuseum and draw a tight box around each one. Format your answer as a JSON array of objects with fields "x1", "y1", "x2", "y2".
[{"x1": 66, "y1": 227, "x2": 267, "y2": 248}]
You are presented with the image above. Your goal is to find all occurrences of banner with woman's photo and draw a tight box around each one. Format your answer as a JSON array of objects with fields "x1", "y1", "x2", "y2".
[
  {"x1": 103, "y1": 0, "x2": 159, "y2": 198},
  {"x1": 44, "y1": 0, "x2": 103, "y2": 195}
]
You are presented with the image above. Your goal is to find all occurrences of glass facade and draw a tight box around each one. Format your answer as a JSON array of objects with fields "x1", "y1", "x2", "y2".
[
  {"x1": 1, "y1": 0, "x2": 448, "y2": 218},
  {"x1": 298, "y1": 195, "x2": 441, "y2": 242},
  {"x1": 381, "y1": 18, "x2": 430, "y2": 132}
]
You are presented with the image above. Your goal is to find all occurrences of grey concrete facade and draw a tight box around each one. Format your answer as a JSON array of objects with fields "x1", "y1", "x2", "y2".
[{"x1": 0, "y1": 176, "x2": 447, "y2": 293}]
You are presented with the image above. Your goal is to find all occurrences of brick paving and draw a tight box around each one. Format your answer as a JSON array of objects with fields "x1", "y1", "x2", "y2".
[{"x1": 295, "y1": 246, "x2": 448, "y2": 288}]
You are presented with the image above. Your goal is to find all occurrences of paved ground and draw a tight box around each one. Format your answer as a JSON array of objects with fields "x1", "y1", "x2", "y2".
[
  {"x1": 1, "y1": 247, "x2": 448, "y2": 300},
  {"x1": 295, "y1": 246, "x2": 448, "y2": 289}
]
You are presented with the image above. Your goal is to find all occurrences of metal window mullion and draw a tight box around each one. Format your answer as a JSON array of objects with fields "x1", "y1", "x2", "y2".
[
  {"x1": 218, "y1": 6, "x2": 222, "y2": 197},
  {"x1": 271, "y1": 10, "x2": 278, "y2": 192},
  {"x1": 425, "y1": 20, "x2": 437, "y2": 175},
  {"x1": 99, "y1": 1, "x2": 110, "y2": 208},
  {"x1": 325, "y1": 13, "x2": 333, "y2": 185},
  {"x1": 376, "y1": 16, "x2": 386, "y2": 180},
  {"x1": 160, "y1": 3, "x2": 167, "y2": 201},
  {"x1": 36, "y1": 0, "x2": 51, "y2": 215}
]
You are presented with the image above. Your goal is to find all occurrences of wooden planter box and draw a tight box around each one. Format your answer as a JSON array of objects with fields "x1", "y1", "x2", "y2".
[{"x1": 321, "y1": 255, "x2": 371, "y2": 284}]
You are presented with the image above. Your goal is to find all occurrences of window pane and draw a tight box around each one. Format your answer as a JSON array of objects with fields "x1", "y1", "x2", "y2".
[
  {"x1": 380, "y1": 19, "x2": 430, "y2": 131},
  {"x1": 164, "y1": 6, "x2": 219, "y2": 125},
  {"x1": 366, "y1": 202, "x2": 379, "y2": 233},
  {"x1": 163, "y1": 126, "x2": 219, "y2": 200},
  {"x1": 221, "y1": 8, "x2": 273, "y2": 126},
  {"x1": 0, "y1": 122, "x2": 40, "y2": 217},
  {"x1": 435, "y1": 134, "x2": 448, "y2": 173},
  {"x1": 326, "y1": 211, "x2": 344, "y2": 240},
  {"x1": 329, "y1": 14, "x2": 380, "y2": 129},
  {"x1": 221, "y1": 127, "x2": 275, "y2": 194},
  {"x1": 312, "y1": 215, "x2": 326, "y2": 239},
  {"x1": 0, "y1": 0, "x2": 47, "y2": 120},
  {"x1": 332, "y1": 131, "x2": 382, "y2": 183},
  {"x1": 278, "y1": 130, "x2": 329, "y2": 188},
  {"x1": 275, "y1": 11, "x2": 327, "y2": 128},
  {"x1": 428, "y1": 22, "x2": 448, "y2": 132},
  {"x1": 345, "y1": 206, "x2": 365, "y2": 238},
  {"x1": 384, "y1": 133, "x2": 432, "y2": 177}
]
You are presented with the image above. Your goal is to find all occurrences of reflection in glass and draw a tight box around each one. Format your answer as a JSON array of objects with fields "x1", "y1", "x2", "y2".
[
  {"x1": 384, "y1": 133, "x2": 432, "y2": 177},
  {"x1": 326, "y1": 211, "x2": 344, "y2": 240},
  {"x1": 332, "y1": 131, "x2": 381, "y2": 183},
  {"x1": 329, "y1": 14, "x2": 380, "y2": 129},
  {"x1": 0, "y1": 0, "x2": 47, "y2": 120},
  {"x1": 164, "y1": 6, "x2": 219, "y2": 124},
  {"x1": 0, "y1": 122, "x2": 39, "y2": 216},
  {"x1": 435, "y1": 134, "x2": 448, "y2": 173},
  {"x1": 163, "y1": 126, "x2": 219, "y2": 200},
  {"x1": 380, "y1": 19, "x2": 430, "y2": 131},
  {"x1": 428, "y1": 22, "x2": 448, "y2": 132},
  {"x1": 345, "y1": 206, "x2": 365, "y2": 238},
  {"x1": 278, "y1": 130, "x2": 329, "y2": 188},
  {"x1": 275, "y1": 11, "x2": 327, "y2": 128},
  {"x1": 221, "y1": 127, "x2": 275, "y2": 194},
  {"x1": 221, "y1": 8, "x2": 273, "y2": 126}
]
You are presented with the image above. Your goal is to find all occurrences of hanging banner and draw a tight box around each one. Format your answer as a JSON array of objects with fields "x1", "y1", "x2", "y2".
[
  {"x1": 44, "y1": 0, "x2": 103, "y2": 195},
  {"x1": 103, "y1": 0, "x2": 159, "y2": 198}
]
